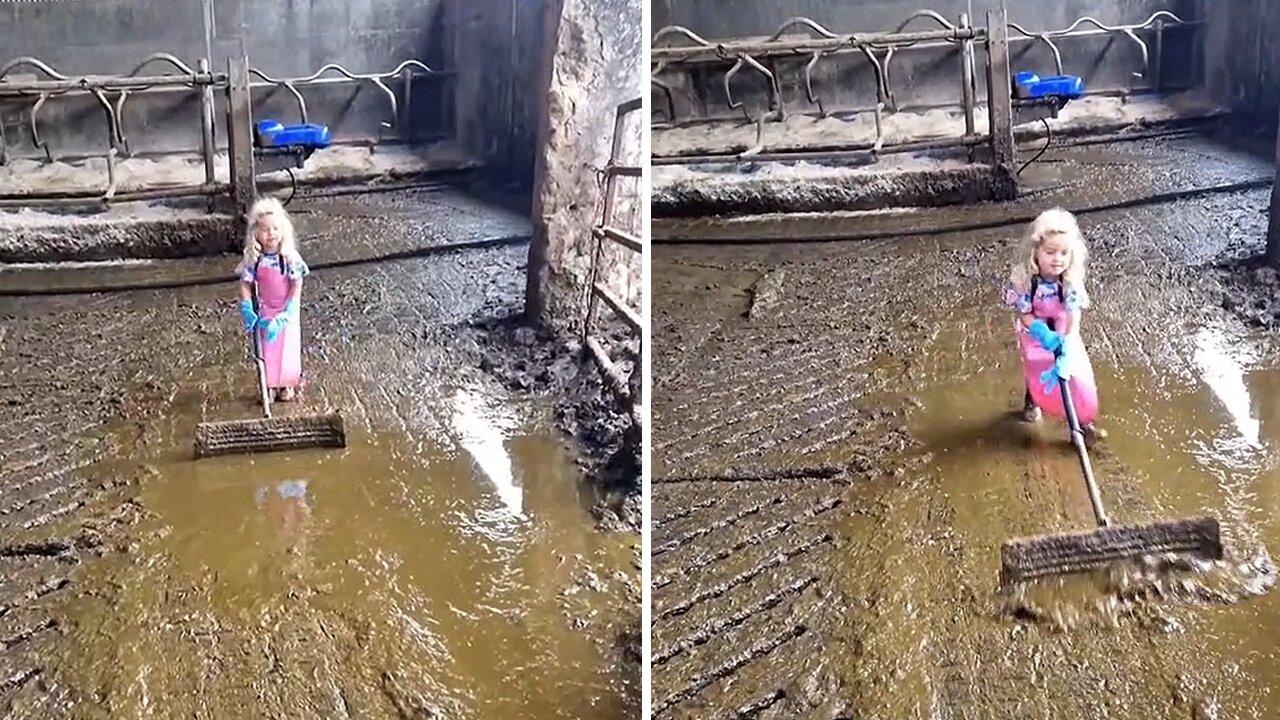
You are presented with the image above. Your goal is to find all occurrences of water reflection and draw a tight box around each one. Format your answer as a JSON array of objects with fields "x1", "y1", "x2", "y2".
[
  {"x1": 450, "y1": 387, "x2": 524, "y2": 518},
  {"x1": 1192, "y1": 327, "x2": 1262, "y2": 452},
  {"x1": 254, "y1": 478, "x2": 313, "y2": 573}
]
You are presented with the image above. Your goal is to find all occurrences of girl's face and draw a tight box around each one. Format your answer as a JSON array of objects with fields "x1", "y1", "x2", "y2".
[
  {"x1": 255, "y1": 213, "x2": 283, "y2": 253},
  {"x1": 1035, "y1": 233, "x2": 1072, "y2": 279}
]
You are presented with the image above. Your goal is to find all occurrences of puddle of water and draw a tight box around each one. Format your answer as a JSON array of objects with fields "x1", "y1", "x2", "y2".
[
  {"x1": 51, "y1": 384, "x2": 637, "y2": 719},
  {"x1": 858, "y1": 317, "x2": 1280, "y2": 715}
]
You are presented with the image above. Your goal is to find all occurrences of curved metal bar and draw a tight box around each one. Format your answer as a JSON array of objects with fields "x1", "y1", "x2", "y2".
[
  {"x1": 126, "y1": 52, "x2": 198, "y2": 78},
  {"x1": 90, "y1": 88, "x2": 123, "y2": 156},
  {"x1": 802, "y1": 51, "x2": 827, "y2": 116},
  {"x1": 891, "y1": 9, "x2": 957, "y2": 34},
  {"x1": 1055, "y1": 11, "x2": 1188, "y2": 36},
  {"x1": 103, "y1": 148, "x2": 117, "y2": 204},
  {"x1": 1120, "y1": 28, "x2": 1150, "y2": 80},
  {"x1": 30, "y1": 94, "x2": 52, "y2": 162},
  {"x1": 249, "y1": 69, "x2": 308, "y2": 123},
  {"x1": 650, "y1": 74, "x2": 676, "y2": 122},
  {"x1": 283, "y1": 81, "x2": 308, "y2": 124},
  {"x1": 880, "y1": 11, "x2": 963, "y2": 108},
  {"x1": 370, "y1": 76, "x2": 398, "y2": 129},
  {"x1": 1003, "y1": 29, "x2": 1064, "y2": 75},
  {"x1": 0, "y1": 56, "x2": 70, "y2": 83},
  {"x1": 766, "y1": 16, "x2": 840, "y2": 42},
  {"x1": 1007, "y1": 11, "x2": 1191, "y2": 41},
  {"x1": 250, "y1": 59, "x2": 437, "y2": 85},
  {"x1": 723, "y1": 57, "x2": 750, "y2": 120},
  {"x1": 723, "y1": 53, "x2": 782, "y2": 122},
  {"x1": 651, "y1": 25, "x2": 713, "y2": 48},
  {"x1": 113, "y1": 90, "x2": 133, "y2": 156},
  {"x1": 859, "y1": 46, "x2": 891, "y2": 108}
]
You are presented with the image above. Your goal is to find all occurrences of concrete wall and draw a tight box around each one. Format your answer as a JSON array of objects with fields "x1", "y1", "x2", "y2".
[
  {"x1": 526, "y1": 0, "x2": 643, "y2": 332},
  {"x1": 0, "y1": 0, "x2": 545, "y2": 187},
  {"x1": 1203, "y1": 0, "x2": 1280, "y2": 126},
  {"x1": 652, "y1": 0, "x2": 1204, "y2": 123}
]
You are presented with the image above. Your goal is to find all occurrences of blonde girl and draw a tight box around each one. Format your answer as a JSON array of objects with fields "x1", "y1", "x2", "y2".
[
  {"x1": 1004, "y1": 207, "x2": 1106, "y2": 443},
  {"x1": 235, "y1": 197, "x2": 310, "y2": 401}
]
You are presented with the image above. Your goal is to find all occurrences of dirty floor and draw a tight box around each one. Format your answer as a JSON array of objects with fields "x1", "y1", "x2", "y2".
[
  {"x1": 651, "y1": 139, "x2": 1280, "y2": 718},
  {"x1": 0, "y1": 190, "x2": 640, "y2": 719}
]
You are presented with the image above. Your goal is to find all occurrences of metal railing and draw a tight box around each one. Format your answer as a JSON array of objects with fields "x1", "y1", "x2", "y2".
[
  {"x1": 582, "y1": 96, "x2": 643, "y2": 428},
  {"x1": 0, "y1": 52, "x2": 444, "y2": 210},
  {"x1": 650, "y1": 7, "x2": 1200, "y2": 165}
]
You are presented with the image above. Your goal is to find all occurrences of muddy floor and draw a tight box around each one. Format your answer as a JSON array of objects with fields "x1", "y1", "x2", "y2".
[
  {"x1": 0, "y1": 189, "x2": 640, "y2": 718},
  {"x1": 651, "y1": 138, "x2": 1280, "y2": 718}
]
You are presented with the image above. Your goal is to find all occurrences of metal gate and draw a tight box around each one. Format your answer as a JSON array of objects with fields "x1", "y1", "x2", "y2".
[{"x1": 582, "y1": 96, "x2": 643, "y2": 428}]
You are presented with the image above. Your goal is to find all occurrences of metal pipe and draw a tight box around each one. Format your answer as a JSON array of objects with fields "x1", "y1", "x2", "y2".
[
  {"x1": 652, "y1": 133, "x2": 984, "y2": 166},
  {"x1": 198, "y1": 58, "x2": 217, "y2": 193},
  {"x1": 0, "y1": 182, "x2": 227, "y2": 208},
  {"x1": 959, "y1": 12, "x2": 976, "y2": 144},
  {"x1": 0, "y1": 74, "x2": 219, "y2": 95},
  {"x1": 651, "y1": 27, "x2": 978, "y2": 64}
]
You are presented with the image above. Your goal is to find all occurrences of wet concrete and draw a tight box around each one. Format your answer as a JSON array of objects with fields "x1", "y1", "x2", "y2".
[
  {"x1": 0, "y1": 190, "x2": 639, "y2": 717},
  {"x1": 651, "y1": 137, "x2": 1280, "y2": 717}
]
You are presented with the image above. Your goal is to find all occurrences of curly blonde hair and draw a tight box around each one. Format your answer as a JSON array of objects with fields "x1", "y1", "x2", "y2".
[
  {"x1": 1008, "y1": 207, "x2": 1090, "y2": 308},
  {"x1": 237, "y1": 197, "x2": 300, "y2": 275}
]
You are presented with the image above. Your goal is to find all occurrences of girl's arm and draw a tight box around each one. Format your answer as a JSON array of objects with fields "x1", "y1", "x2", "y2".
[
  {"x1": 288, "y1": 278, "x2": 303, "y2": 306},
  {"x1": 239, "y1": 279, "x2": 253, "y2": 302},
  {"x1": 1019, "y1": 311, "x2": 1036, "y2": 329}
]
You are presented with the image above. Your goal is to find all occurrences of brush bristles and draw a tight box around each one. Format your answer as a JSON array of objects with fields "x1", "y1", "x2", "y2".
[
  {"x1": 1000, "y1": 517, "x2": 1222, "y2": 585},
  {"x1": 194, "y1": 412, "x2": 346, "y2": 458}
]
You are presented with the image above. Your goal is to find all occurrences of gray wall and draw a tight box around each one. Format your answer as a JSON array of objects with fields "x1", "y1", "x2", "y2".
[
  {"x1": 0, "y1": 0, "x2": 544, "y2": 186},
  {"x1": 652, "y1": 0, "x2": 1204, "y2": 123},
  {"x1": 1203, "y1": 0, "x2": 1280, "y2": 126},
  {"x1": 526, "y1": 0, "x2": 643, "y2": 331}
]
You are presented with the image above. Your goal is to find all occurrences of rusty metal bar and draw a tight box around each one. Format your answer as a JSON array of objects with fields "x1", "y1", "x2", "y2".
[
  {"x1": 606, "y1": 164, "x2": 642, "y2": 178},
  {"x1": 0, "y1": 73, "x2": 221, "y2": 95},
  {"x1": 581, "y1": 96, "x2": 643, "y2": 425},
  {"x1": 617, "y1": 97, "x2": 643, "y2": 115},
  {"x1": 593, "y1": 282, "x2": 641, "y2": 332},
  {"x1": 0, "y1": 182, "x2": 228, "y2": 208},
  {"x1": 197, "y1": 58, "x2": 217, "y2": 194},
  {"x1": 653, "y1": 134, "x2": 983, "y2": 165},
  {"x1": 652, "y1": 28, "x2": 976, "y2": 64},
  {"x1": 585, "y1": 336, "x2": 641, "y2": 429},
  {"x1": 595, "y1": 225, "x2": 642, "y2": 251},
  {"x1": 959, "y1": 12, "x2": 976, "y2": 145}
]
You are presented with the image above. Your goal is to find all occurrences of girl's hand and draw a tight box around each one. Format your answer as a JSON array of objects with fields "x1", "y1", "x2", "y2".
[
  {"x1": 239, "y1": 299, "x2": 258, "y2": 332},
  {"x1": 1027, "y1": 319, "x2": 1062, "y2": 353},
  {"x1": 259, "y1": 299, "x2": 298, "y2": 343}
]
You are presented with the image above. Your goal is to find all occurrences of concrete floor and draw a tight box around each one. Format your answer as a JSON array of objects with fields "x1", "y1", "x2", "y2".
[
  {"x1": 650, "y1": 137, "x2": 1280, "y2": 718},
  {"x1": 0, "y1": 188, "x2": 640, "y2": 718}
]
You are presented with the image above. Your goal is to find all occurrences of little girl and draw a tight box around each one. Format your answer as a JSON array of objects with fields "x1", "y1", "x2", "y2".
[
  {"x1": 235, "y1": 197, "x2": 309, "y2": 402},
  {"x1": 1003, "y1": 207, "x2": 1107, "y2": 444}
]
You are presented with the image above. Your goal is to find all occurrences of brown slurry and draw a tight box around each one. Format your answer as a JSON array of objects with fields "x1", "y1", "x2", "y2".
[{"x1": 652, "y1": 136, "x2": 1280, "y2": 718}]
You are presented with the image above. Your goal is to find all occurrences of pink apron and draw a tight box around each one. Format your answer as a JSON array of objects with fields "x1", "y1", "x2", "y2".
[
  {"x1": 1015, "y1": 284, "x2": 1098, "y2": 426},
  {"x1": 254, "y1": 256, "x2": 303, "y2": 390}
]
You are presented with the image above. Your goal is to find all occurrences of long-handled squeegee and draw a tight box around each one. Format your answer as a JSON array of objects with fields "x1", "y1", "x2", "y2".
[
  {"x1": 999, "y1": 351, "x2": 1222, "y2": 585},
  {"x1": 194, "y1": 300, "x2": 345, "y2": 458}
]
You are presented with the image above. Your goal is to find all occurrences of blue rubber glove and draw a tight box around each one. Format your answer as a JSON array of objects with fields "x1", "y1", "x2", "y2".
[
  {"x1": 238, "y1": 299, "x2": 258, "y2": 332},
  {"x1": 1039, "y1": 352, "x2": 1072, "y2": 395},
  {"x1": 1026, "y1": 319, "x2": 1062, "y2": 353},
  {"x1": 259, "y1": 299, "x2": 298, "y2": 343}
]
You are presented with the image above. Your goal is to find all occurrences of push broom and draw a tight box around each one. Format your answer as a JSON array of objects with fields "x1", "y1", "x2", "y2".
[
  {"x1": 1000, "y1": 346, "x2": 1222, "y2": 585},
  {"x1": 193, "y1": 293, "x2": 345, "y2": 458}
]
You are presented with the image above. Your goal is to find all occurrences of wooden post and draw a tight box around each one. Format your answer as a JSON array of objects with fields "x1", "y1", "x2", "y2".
[
  {"x1": 986, "y1": 3, "x2": 1017, "y2": 200},
  {"x1": 226, "y1": 54, "x2": 256, "y2": 232}
]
